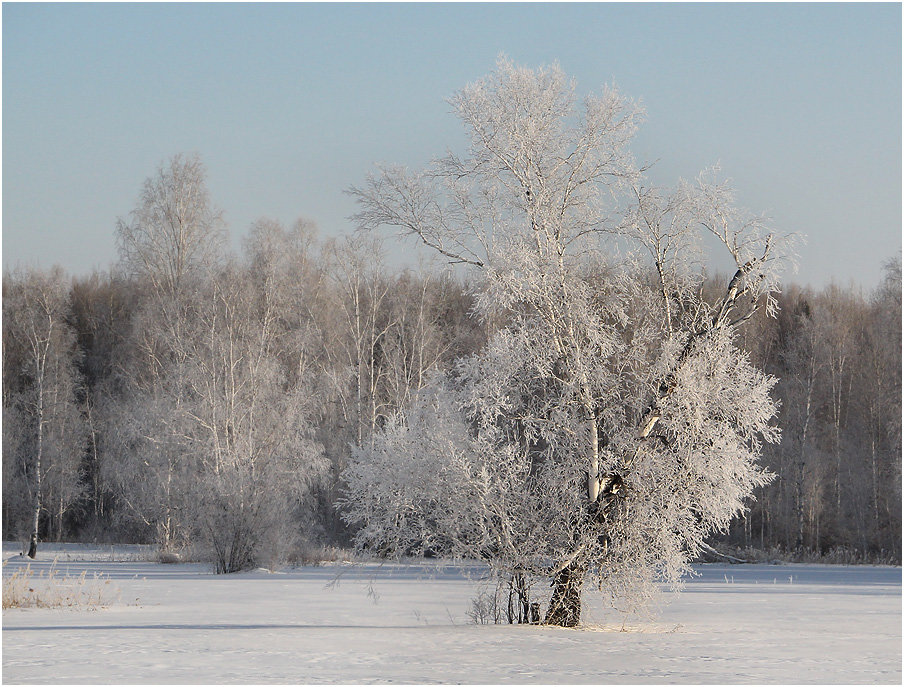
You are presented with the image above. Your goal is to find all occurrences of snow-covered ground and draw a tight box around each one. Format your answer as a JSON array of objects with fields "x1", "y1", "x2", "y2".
[{"x1": 2, "y1": 542, "x2": 900, "y2": 684}]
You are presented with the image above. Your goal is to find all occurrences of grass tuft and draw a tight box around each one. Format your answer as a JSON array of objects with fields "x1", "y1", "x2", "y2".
[{"x1": 2, "y1": 562, "x2": 121, "y2": 609}]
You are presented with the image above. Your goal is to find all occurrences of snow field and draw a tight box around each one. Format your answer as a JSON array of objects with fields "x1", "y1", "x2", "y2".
[{"x1": 2, "y1": 543, "x2": 900, "y2": 684}]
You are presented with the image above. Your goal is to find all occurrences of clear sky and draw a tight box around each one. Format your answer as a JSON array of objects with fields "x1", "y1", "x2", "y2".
[{"x1": 3, "y1": 2, "x2": 901, "y2": 289}]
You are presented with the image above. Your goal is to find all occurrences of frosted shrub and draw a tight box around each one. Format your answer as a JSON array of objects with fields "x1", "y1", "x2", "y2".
[{"x1": 194, "y1": 463, "x2": 302, "y2": 574}]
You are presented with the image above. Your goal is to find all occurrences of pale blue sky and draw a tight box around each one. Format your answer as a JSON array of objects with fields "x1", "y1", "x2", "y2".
[{"x1": 3, "y1": 2, "x2": 901, "y2": 288}]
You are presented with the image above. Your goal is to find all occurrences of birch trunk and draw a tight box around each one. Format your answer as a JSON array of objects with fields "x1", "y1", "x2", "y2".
[{"x1": 27, "y1": 378, "x2": 44, "y2": 559}]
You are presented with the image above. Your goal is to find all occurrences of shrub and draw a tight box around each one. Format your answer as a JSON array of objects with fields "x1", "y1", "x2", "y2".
[{"x1": 288, "y1": 543, "x2": 354, "y2": 567}]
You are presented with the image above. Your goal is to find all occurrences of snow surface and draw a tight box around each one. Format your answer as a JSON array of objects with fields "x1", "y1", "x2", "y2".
[{"x1": 2, "y1": 542, "x2": 900, "y2": 684}]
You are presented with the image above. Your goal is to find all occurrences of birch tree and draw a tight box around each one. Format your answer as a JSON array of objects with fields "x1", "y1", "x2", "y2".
[
  {"x1": 68, "y1": 271, "x2": 138, "y2": 534},
  {"x1": 344, "y1": 58, "x2": 792, "y2": 625},
  {"x1": 106, "y1": 153, "x2": 226, "y2": 553},
  {"x1": 778, "y1": 297, "x2": 824, "y2": 549},
  {"x1": 325, "y1": 236, "x2": 398, "y2": 448},
  {"x1": 177, "y1": 260, "x2": 327, "y2": 572},
  {"x1": 2, "y1": 268, "x2": 85, "y2": 556},
  {"x1": 116, "y1": 153, "x2": 225, "y2": 301}
]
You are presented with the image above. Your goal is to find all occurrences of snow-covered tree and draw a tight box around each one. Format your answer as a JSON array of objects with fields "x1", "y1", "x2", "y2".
[
  {"x1": 343, "y1": 58, "x2": 793, "y2": 625},
  {"x1": 105, "y1": 154, "x2": 227, "y2": 553},
  {"x1": 106, "y1": 158, "x2": 329, "y2": 568},
  {"x1": 116, "y1": 153, "x2": 225, "y2": 302},
  {"x1": 177, "y1": 259, "x2": 328, "y2": 572},
  {"x1": 2, "y1": 267, "x2": 86, "y2": 556}
]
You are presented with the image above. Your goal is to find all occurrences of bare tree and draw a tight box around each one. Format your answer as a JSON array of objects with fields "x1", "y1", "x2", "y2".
[
  {"x1": 778, "y1": 297, "x2": 824, "y2": 549},
  {"x1": 178, "y1": 260, "x2": 328, "y2": 572},
  {"x1": 381, "y1": 267, "x2": 452, "y2": 411},
  {"x1": 723, "y1": 269, "x2": 902, "y2": 560},
  {"x1": 2, "y1": 267, "x2": 85, "y2": 557},
  {"x1": 105, "y1": 154, "x2": 227, "y2": 554},
  {"x1": 852, "y1": 258, "x2": 901, "y2": 553},
  {"x1": 68, "y1": 271, "x2": 138, "y2": 535},
  {"x1": 116, "y1": 153, "x2": 225, "y2": 301},
  {"x1": 325, "y1": 236, "x2": 398, "y2": 449}
]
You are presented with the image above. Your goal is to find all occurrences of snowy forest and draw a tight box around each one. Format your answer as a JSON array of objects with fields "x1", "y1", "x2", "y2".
[{"x1": 3, "y1": 62, "x2": 901, "y2": 609}]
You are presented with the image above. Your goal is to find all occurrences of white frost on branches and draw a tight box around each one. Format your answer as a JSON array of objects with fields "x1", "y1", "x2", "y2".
[{"x1": 343, "y1": 56, "x2": 792, "y2": 618}]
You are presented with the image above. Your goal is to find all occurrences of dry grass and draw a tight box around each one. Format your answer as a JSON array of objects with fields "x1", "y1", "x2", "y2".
[
  {"x1": 2, "y1": 562, "x2": 121, "y2": 609},
  {"x1": 157, "y1": 550, "x2": 183, "y2": 564},
  {"x1": 711, "y1": 544, "x2": 901, "y2": 566},
  {"x1": 288, "y1": 543, "x2": 356, "y2": 567}
]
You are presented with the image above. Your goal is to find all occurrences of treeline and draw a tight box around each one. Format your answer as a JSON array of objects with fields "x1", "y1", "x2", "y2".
[
  {"x1": 3, "y1": 155, "x2": 900, "y2": 566},
  {"x1": 722, "y1": 264, "x2": 902, "y2": 560}
]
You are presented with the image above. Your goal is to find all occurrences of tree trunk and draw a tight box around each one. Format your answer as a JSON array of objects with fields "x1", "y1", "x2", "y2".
[
  {"x1": 545, "y1": 561, "x2": 585, "y2": 627},
  {"x1": 28, "y1": 381, "x2": 45, "y2": 559},
  {"x1": 28, "y1": 448, "x2": 42, "y2": 558},
  {"x1": 795, "y1": 462, "x2": 805, "y2": 549}
]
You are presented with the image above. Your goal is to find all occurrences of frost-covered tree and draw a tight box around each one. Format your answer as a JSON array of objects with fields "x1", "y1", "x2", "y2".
[
  {"x1": 176, "y1": 260, "x2": 328, "y2": 572},
  {"x1": 2, "y1": 267, "x2": 86, "y2": 556},
  {"x1": 116, "y1": 153, "x2": 225, "y2": 301},
  {"x1": 105, "y1": 154, "x2": 226, "y2": 552},
  {"x1": 106, "y1": 157, "x2": 328, "y2": 568},
  {"x1": 344, "y1": 58, "x2": 792, "y2": 625}
]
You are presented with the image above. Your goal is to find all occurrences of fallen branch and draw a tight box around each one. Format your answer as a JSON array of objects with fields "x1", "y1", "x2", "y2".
[{"x1": 699, "y1": 542, "x2": 752, "y2": 564}]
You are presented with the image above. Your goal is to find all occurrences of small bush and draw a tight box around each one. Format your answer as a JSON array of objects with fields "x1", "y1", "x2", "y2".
[
  {"x1": 2, "y1": 563, "x2": 121, "y2": 609},
  {"x1": 157, "y1": 550, "x2": 182, "y2": 564},
  {"x1": 467, "y1": 575, "x2": 542, "y2": 625},
  {"x1": 289, "y1": 543, "x2": 353, "y2": 567},
  {"x1": 467, "y1": 589, "x2": 502, "y2": 625},
  {"x1": 192, "y1": 465, "x2": 307, "y2": 574}
]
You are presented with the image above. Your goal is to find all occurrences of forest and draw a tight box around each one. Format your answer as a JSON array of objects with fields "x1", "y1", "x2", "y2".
[
  {"x1": 3, "y1": 64, "x2": 901, "y2": 589},
  {"x1": 3, "y1": 156, "x2": 899, "y2": 569}
]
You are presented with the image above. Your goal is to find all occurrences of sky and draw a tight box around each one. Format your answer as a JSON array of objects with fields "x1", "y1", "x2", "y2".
[{"x1": 3, "y1": 2, "x2": 901, "y2": 289}]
